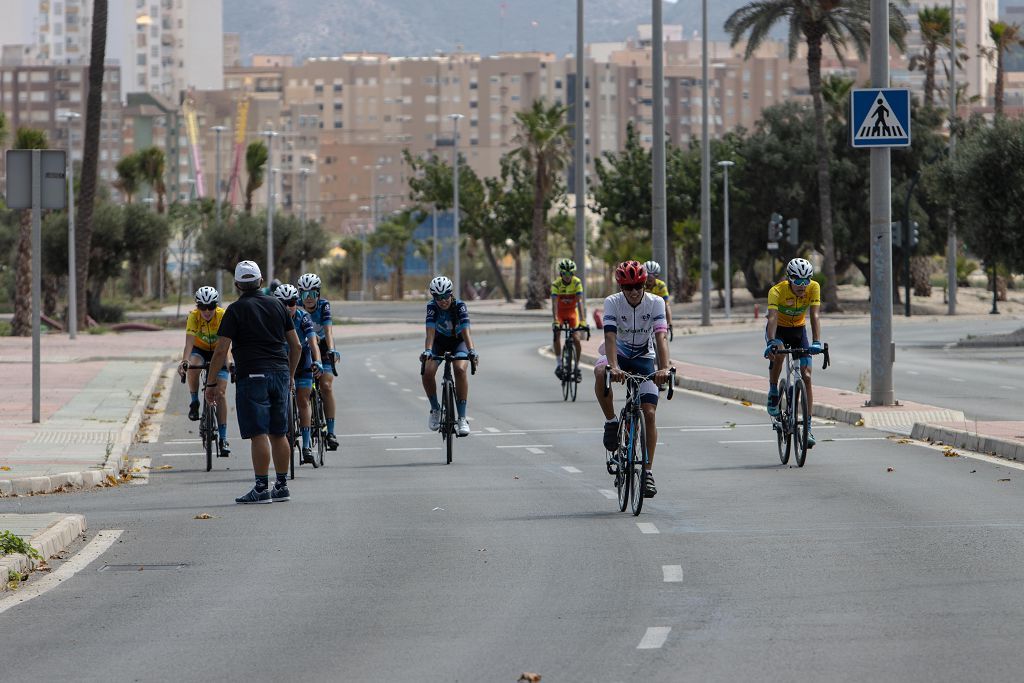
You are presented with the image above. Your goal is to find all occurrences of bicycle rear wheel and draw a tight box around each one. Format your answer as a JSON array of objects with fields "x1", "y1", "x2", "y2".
[
  {"x1": 311, "y1": 391, "x2": 324, "y2": 469},
  {"x1": 567, "y1": 345, "x2": 578, "y2": 402},
  {"x1": 288, "y1": 393, "x2": 299, "y2": 480},
  {"x1": 630, "y1": 416, "x2": 647, "y2": 516},
  {"x1": 561, "y1": 344, "x2": 573, "y2": 401},
  {"x1": 616, "y1": 416, "x2": 631, "y2": 512},
  {"x1": 793, "y1": 380, "x2": 810, "y2": 467},
  {"x1": 776, "y1": 380, "x2": 791, "y2": 465}
]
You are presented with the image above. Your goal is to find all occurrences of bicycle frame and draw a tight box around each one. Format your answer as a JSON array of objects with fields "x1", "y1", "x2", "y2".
[
  {"x1": 420, "y1": 351, "x2": 477, "y2": 464},
  {"x1": 770, "y1": 344, "x2": 829, "y2": 467}
]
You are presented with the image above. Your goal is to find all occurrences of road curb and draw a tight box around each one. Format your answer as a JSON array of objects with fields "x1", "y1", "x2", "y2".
[
  {"x1": 1, "y1": 514, "x2": 87, "y2": 591},
  {"x1": 909, "y1": 423, "x2": 1024, "y2": 461}
]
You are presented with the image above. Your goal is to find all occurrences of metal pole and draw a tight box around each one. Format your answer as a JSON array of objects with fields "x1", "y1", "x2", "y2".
[
  {"x1": 432, "y1": 206, "x2": 438, "y2": 275},
  {"x1": 947, "y1": 0, "x2": 958, "y2": 315},
  {"x1": 267, "y1": 168, "x2": 276, "y2": 282},
  {"x1": 719, "y1": 160, "x2": 734, "y2": 319},
  {"x1": 31, "y1": 150, "x2": 42, "y2": 423},
  {"x1": 652, "y1": 0, "x2": 667, "y2": 273},
  {"x1": 575, "y1": 0, "x2": 588, "y2": 304},
  {"x1": 300, "y1": 168, "x2": 309, "y2": 273},
  {"x1": 364, "y1": 171, "x2": 375, "y2": 301},
  {"x1": 361, "y1": 226, "x2": 369, "y2": 302},
  {"x1": 65, "y1": 114, "x2": 78, "y2": 339},
  {"x1": 213, "y1": 125, "x2": 224, "y2": 294},
  {"x1": 699, "y1": 0, "x2": 712, "y2": 326},
  {"x1": 451, "y1": 114, "x2": 463, "y2": 296},
  {"x1": 869, "y1": 0, "x2": 894, "y2": 406}
]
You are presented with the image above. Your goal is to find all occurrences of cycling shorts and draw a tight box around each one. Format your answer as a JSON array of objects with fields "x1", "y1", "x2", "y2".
[
  {"x1": 594, "y1": 353, "x2": 659, "y2": 406},
  {"x1": 189, "y1": 347, "x2": 230, "y2": 381},
  {"x1": 554, "y1": 310, "x2": 580, "y2": 329},
  {"x1": 767, "y1": 324, "x2": 811, "y2": 368},
  {"x1": 317, "y1": 338, "x2": 336, "y2": 373},
  {"x1": 430, "y1": 335, "x2": 469, "y2": 359},
  {"x1": 294, "y1": 369, "x2": 314, "y2": 390}
]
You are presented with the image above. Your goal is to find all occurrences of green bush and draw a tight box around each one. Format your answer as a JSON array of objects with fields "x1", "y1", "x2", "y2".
[
  {"x1": 956, "y1": 256, "x2": 978, "y2": 287},
  {"x1": 0, "y1": 530, "x2": 42, "y2": 560},
  {"x1": 91, "y1": 302, "x2": 124, "y2": 323}
]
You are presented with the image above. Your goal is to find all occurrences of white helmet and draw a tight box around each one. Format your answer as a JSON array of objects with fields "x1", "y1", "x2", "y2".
[
  {"x1": 786, "y1": 258, "x2": 814, "y2": 280},
  {"x1": 194, "y1": 286, "x2": 219, "y2": 306},
  {"x1": 296, "y1": 273, "x2": 321, "y2": 291},
  {"x1": 643, "y1": 260, "x2": 661, "y2": 277},
  {"x1": 429, "y1": 276, "x2": 453, "y2": 298},
  {"x1": 274, "y1": 283, "x2": 299, "y2": 302}
]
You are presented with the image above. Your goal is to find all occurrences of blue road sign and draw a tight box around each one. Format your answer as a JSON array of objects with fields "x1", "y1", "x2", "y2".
[{"x1": 850, "y1": 88, "x2": 911, "y2": 148}]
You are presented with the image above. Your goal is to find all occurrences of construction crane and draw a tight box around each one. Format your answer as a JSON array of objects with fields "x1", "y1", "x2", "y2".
[
  {"x1": 225, "y1": 92, "x2": 251, "y2": 208},
  {"x1": 181, "y1": 90, "x2": 206, "y2": 198}
]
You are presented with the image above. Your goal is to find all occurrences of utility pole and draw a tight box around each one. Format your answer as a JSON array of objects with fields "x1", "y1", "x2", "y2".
[
  {"x1": 699, "y1": 0, "x2": 712, "y2": 326},
  {"x1": 449, "y1": 114, "x2": 464, "y2": 295},
  {"x1": 575, "y1": 0, "x2": 588, "y2": 303},
  {"x1": 299, "y1": 167, "x2": 310, "y2": 273},
  {"x1": 718, "y1": 160, "x2": 735, "y2": 319},
  {"x1": 262, "y1": 129, "x2": 278, "y2": 281},
  {"x1": 212, "y1": 125, "x2": 225, "y2": 293},
  {"x1": 651, "y1": 0, "x2": 667, "y2": 275},
  {"x1": 947, "y1": 0, "x2": 958, "y2": 315},
  {"x1": 60, "y1": 110, "x2": 80, "y2": 339},
  {"x1": 869, "y1": 0, "x2": 894, "y2": 406}
]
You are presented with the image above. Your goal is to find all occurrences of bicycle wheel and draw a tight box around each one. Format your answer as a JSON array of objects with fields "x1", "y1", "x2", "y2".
[
  {"x1": 567, "y1": 345, "x2": 579, "y2": 402},
  {"x1": 630, "y1": 416, "x2": 647, "y2": 516},
  {"x1": 776, "y1": 380, "x2": 791, "y2": 465},
  {"x1": 560, "y1": 344, "x2": 572, "y2": 401},
  {"x1": 616, "y1": 416, "x2": 631, "y2": 512},
  {"x1": 793, "y1": 380, "x2": 810, "y2": 467},
  {"x1": 203, "y1": 403, "x2": 214, "y2": 472},
  {"x1": 311, "y1": 391, "x2": 323, "y2": 469},
  {"x1": 288, "y1": 394, "x2": 298, "y2": 480},
  {"x1": 443, "y1": 379, "x2": 456, "y2": 464}
]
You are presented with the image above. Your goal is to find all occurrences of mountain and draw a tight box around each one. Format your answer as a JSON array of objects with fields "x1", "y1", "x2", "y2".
[{"x1": 224, "y1": 0, "x2": 748, "y2": 62}]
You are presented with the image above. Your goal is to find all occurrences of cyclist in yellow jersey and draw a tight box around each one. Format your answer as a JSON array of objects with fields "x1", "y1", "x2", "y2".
[
  {"x1": 179, "y1": 286, "x2": 232, "y2": 454},
  {"x1": 551, "y1": 258, "x2": 587, "y2": 380},
  {"x1": 764, "y1": 258, "x2": 824, "y2": 447},
  {"x1": 643, "y1": 260, "x2": 673, "y2": 333}
]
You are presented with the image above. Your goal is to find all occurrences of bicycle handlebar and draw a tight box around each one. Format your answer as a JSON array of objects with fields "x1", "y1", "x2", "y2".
[
  {"x1": 770, "y1": 343, "x2": 830, "y2": 369},
  {"x1": 419, "y1": 352, "x2": 478, "y2": 376},
  {"x1": 558, "y1": 321, "x2": 591, "y2": 341},
  {"x1": 603, "y1": 366, "x2": 676, "y2": 400}
]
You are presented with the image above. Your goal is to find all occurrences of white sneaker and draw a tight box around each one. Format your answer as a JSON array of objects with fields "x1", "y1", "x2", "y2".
[
  {"x1": 456, "y1": 417, "x2": 470, "y2": 437},
  {"x1": 428, "y1": 409, "x2": 441, "y2": 431}
]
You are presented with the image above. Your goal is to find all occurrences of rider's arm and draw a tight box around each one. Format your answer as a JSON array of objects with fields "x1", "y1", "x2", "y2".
[
  {"x1": 286, "y1": 329, "x2": 301, "y2": 377},
  {"x1": 809, "y1": 306, "x2": 821, "y2": 343},
  {"x1": 603, "y1": 330, "x2": 619, "y2": 370},
  {"x1": 308, "y1": 331, "x2": 322, "y2": 363},
  {"x1": 551, "y1": 290, "x2": 559, "y2": 323},
  {"x1": 654, "y1": 331, "x2": 670, "y2": 372},
  {"x1": 576, "y1": 292, "x2": 585, "y2": 323},
  {"x1": 181, "y1": 334, "x2": 196, "y2": 367},
  {"x1": 663, "y1": 297, "x2": 672, "y2": 326},
  {"x1": 423, "y1": 327, "x2": 436, "y2": 355},
  {"x1": 461, "y1": 328, "x2": 476, "y2": 353},
  {"x1": 766, "y1": 309, "x2": 779, "y2": 341}
]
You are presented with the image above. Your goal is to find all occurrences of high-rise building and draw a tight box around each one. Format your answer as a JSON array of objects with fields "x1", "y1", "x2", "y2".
[{"x1": 35, "y1": 0, "x2": 93, "y2": 64}]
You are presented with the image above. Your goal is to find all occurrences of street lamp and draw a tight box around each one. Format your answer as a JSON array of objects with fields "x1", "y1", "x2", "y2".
[
  {"x1": 262, "y1": 129, "x2": 279, "y2": 280},
  {"x1": 717, "y1": 160, "x2": 735, "y2": 319},
  {"x1": 58, "y1": 110, "x2": 81, "y2": 339},
  {"x1": 363, "y1": 164, "x2": 382, "y2": 301},
  {"x1": 211, "y1": 125, "x2": 226, "y2": 293},
  {"x1": 699, "y1": 0, "x2": 712, "y2": 326},
  {"x1": 358, "y1": 204, "x2": 371, "y2": 301},
  {"x1": 448, "y1": 113, "x2": 464, "y2": 296},
  {"x1": 299, "y1": 167, "x2": 311, "y2": 272}
]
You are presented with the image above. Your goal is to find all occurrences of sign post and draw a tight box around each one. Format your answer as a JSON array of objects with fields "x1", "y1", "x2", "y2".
[{"x1": 6, "y1": 149, "x2": 67, "y2": 423}]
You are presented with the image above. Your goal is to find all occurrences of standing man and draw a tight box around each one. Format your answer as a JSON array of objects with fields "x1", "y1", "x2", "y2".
[{"x1": 206, "y1": 261, "x2": 301, "y2": 504}]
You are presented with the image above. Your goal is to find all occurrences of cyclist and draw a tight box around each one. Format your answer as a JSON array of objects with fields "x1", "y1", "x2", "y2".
[
  {"x1": 261, "y1": 278, "x2": 282, "y2": 297},
  {"x1": 178, "y1": 286, "x2": 231, "y2": 455},
  {"x1": 550, "y1": 257, "x2": 586, "y2": 381},
  {"x1": 764, "y1": 257, "x2": 824, "y2": 448},
  {"x1": 296, "y1": 272, "x2": 340, "y2": 451},
  {"x1": 643, "y1": 260, "x2": 673, "y2": 336},
  {"x1": 595, "y1": 261, "x2": 672, "y2": 498},
  {"x1": 275, "y1": 284, "x2": 324, "y2": 465},
  {"x1": 420, "y1": 276, "x2": 478, "y2": 437}
]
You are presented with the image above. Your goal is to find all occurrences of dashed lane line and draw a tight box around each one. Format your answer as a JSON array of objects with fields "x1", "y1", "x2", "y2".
[
  {"x1": 485, "y1": 427, "x2": 501, "y2": 433},
  {"x1": 636, "y1": 523, "x2": 659, "y2": 534},
  {"x1": 385, "y1": 447, "x2": 442, "y2": 452},
  {"x1": 598, "y1": 489, "x2": 617, "y2": 499},
  {"x1": 561, "y1": 466, "x2": 582, "y2": 473},
  {"x1": 496, "y1": 444, "x2": 553, "y2": 450},
  {"x1": 662, "y1": 565, "x2": 683, "y2": 583},
  {"x1": 637, "y1": 627, "x2": 671, "y2": 649},
  {"x1": 527, "y1": 447, "x2": 545, "y2": 454}
]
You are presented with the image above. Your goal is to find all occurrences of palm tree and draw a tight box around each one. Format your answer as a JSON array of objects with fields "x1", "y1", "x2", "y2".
[
  {"x1": 114, "y1": 152, "x2": 142, "y2": 204},
  {"x1": 75, "y1": 0, "x2": 107, "y2": 329},
  {"x1": 910, "y1": 6, "x2": 952, "y2": 107},
  {"x1": 244, "y1": 141, "x2": 268, "y2": 214},
  {"x1": 726, "y1": 0, "x2": 907, "y2": 312},
  {"x1": 138, "y1": 146, "x2": 166, "y2": 213},
  {"x1": 511, "y1": 99, "x2": 572, "y2": 309},
  {"x1": 11, "y1": 128, "x2": 49, "y2": 336},
  {"x1": 370, "y1": 209, "x2": 421, "y2": 299},
  {"x1": 821, "y1": 74, "x2": 855, "y2": 122},
  {"x1": 983, "y1": 21, "x2": 1024, "y2": 118}
]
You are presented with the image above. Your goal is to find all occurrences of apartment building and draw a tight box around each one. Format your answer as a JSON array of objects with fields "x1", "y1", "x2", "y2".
[{"x1": 35, "y1": 0, "x2": 92, "y2": 64}]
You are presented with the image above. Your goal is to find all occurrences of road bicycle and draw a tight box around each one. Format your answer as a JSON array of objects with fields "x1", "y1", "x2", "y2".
[
  {"x1": 770, "y1": 343, "x2": 829, "y2": 467},
  {"x1": 556, "y1": 322, "x2": 590, "y2": 402},
  {"x1": 421, "y1": 351, "x2": 477, "y2": 465},
  {"x1": 180, "y1": 361, "x2": 228, "y2": 472},
  {"x1": 604, "y1": 366, "x2": 676, "y2": 516}
]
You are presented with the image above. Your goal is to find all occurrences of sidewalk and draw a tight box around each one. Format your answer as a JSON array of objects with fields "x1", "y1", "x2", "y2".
[{"x1": 0, "y1": 513, "x2": 87, "y2": 592}]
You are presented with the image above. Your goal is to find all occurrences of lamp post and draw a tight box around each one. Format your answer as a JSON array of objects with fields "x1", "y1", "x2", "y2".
[
  {"x1": 575, "y1": 0, "x2": 588, "y2": 299},
  {"x1": 947, "y1": 0, "x2": 958, "y2": 316},
  {"x1": 58, "y1": 110, "x2": 81, "y2": 339},
  {"x1": 299, "y1": 167, "x2": 311, "y2": 272},
  {"x1": 448, "y1": 113, "x2": 464, "y2": 295},
  {"x1": 262, "y1": 129, "x2": 278, "y2": 281},
  {"x1": 651, "y1": 0, "x2": 667, "y2": 275},
  {"x1": 211, "y1": 125, "x2": 226, "y2": 293},
  {"x1": 717, "y1": 160, "x2": 734, "y2": 319},
  {"x1": 700, "y1": 0, "x2": 712, "y2": 326},
  {"x1": 363, "y1": 164, "x2": 381, "y2": 301}
]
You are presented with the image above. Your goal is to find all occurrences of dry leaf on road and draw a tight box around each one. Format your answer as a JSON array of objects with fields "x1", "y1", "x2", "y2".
[
  {"x1": 194, "y1": 513, "x2": 214, "y2": 520},
  {"x1": 740, "y1": 400, "x2": 752, "y2": 407},
  {"x1": 518, "y1": 674, "x2": 541, "y2": 682},
  {"x1": 887, "y1": 467, "x2": 895, "y2": 472},
  {"x1": 157, "y1": 465, "x2": 173, "y2": 470},
  {"x1": 942, "y1": 448, "x2": 959, "y2": 458}
]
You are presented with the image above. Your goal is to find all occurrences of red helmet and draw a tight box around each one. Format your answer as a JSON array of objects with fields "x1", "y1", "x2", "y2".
[{"x1": 615, "y1": 260, "x2": 647, "y2": 286}]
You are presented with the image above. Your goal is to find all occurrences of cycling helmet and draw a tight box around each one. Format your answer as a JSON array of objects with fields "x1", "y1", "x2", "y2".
[
  {"x1": 429, "y1": 275, "x2": 453, "y2": 298},
  {"x1": 274, "y1": 283, "x2": 299, "y2": 303},
  {"x1": 557, "y1": 258, "x2": 576, "y2": 274},
  {"x1": 195, "y1": 286, "x2": 219, "y2": 306},
  {"x1": 786, "y1": 258, "x2": 814, "y2": 281},
  {"x1": 643, "y1": 260, "x2": 661, "y2": 277},
  {"x1": 614, "y1": 260, "x2": 647, "y2": 286},
  {"x1": 268, "y1": 278, "x2": 282, "y2": 293},
  {"x1": 296, "y1": 273, "x2": 321, "y2": 291}
]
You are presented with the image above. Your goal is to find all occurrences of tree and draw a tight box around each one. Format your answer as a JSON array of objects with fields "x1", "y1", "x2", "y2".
[
  {"x1": 909, "y1": 6, "x2": 952, "y2": 107},
  {"x1": 138, "y1": 146, "x2": 167, "y2": 213},
  {"x1": 982, "y1": 21, "x2": 1024, "y2": 118},
  {"x1": 121, "y1": 203, "x2": 170, "y2": 296},
  {"x1": 114, "y1": 152, "x2": 143, "y2": 204},
  {"x1": 11, "y1": 127, "x2": 48, "y2": 336},
  {"x1": 726, "y1": 0, "x2": 908, "y2": 312},
  {"x1": 244, "y1": 141, "x2": 268, "y2": 214},
  {"x1": 511, "y1": 99, "x2": 573, "y2": 309},
  {"x1": 483, "y1": 155, "x2": 534, "y2": 299},
  {"x1": 370, "y1": 209, "x2": 421, "y2": 299}
]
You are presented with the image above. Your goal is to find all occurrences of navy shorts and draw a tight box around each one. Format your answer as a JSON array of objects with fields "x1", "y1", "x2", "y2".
[
  {"x1": 766, "y1": 324, "x2": 811, "y2": 368},
  {"x1": 189, "y1": 347, "x2": 230, "y2": 381},
  {"x1": 235, "y1": 369, "x2": 291, "y2": 439}
]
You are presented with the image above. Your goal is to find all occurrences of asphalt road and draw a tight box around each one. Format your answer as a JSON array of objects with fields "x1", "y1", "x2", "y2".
[
  {"x1": 4, "y1": 330, "x2": 1024, "y2": 681},
  {"x1": 673, "y1": 316, "x2": 1024, "y2": 421}
]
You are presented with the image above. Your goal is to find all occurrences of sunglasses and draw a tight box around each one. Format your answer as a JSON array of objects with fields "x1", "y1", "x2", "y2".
[
  {"x1": 284, "y1": 299, "x2": 299, "y2": 307},
  {"x1": 432, "y1": 294, "x2": 451, "y2": 302},
  {"x1": 790, "y1": 278, "x2": 811, "y2": 287},
  {"x1": 300, "y1": 290, "x2": 319, "y2": 300},
  {"x1": 197, "y1": 303, "x2": 217, "y2": 311},
  {"x1": 622, "y1": 283, "x2": 645, "y2": 292}
]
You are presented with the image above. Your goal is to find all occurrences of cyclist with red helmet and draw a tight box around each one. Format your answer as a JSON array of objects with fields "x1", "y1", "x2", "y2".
[{"x1": 595, "y1": 260, "x2": 673, "y2": 498}]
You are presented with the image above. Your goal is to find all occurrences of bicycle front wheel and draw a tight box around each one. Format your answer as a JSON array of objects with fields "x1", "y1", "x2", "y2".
[
  {"x1": 794, "y1": 380, "x2": 810, "y2": 467},
  {"x1": 288, "y1": 394, "x2": 298, "y2": 480},
  {"x1": 310, "y1": 391, "x2": 323, "y2": 469},
  {"x1": 567, "y1": 344, "x2": 578, "y2": 402},
  {"x1": 443, "y1": 380, "x2": 456, "y2": 464},
  {"x1": 616, "y1": 416, "x2": 631, "y2": 512},
  {"x1": 630, "y1": 415, "x2": 647, "y2": 516},
  {"x1": 561, "y1": 344, "x2": 573, "y2": 401},
  {"x1": 202, "y1": 403, "x2": 215, "y2": 472},
  {"x1": 776, "y1": 380, "x2": 791, "y2": 465}
]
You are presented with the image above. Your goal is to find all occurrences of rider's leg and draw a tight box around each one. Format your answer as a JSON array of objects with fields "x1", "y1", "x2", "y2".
[
  {"x1": 641, "y1": 402, "x2": 657, "y2": 470},
  {"x1": 320, "y1": 373, "x2": 336, "y2": 431},
  {"x1": 297, "y1": 386, "x2": 312, "y2": 448},
  {"x1": 454, "y1": 360, "x2": 469, "y2": 417},
  {"x1": 768, "y1": 355, "x2": 784, "y2": 387},
  {"x1": 573, "y1": 331, "x2": 582, "y2": 366},
  {"x1": 552, "y1": 328, "x2": 562, "y2": 366},
  {"x1": 801, "y1": 365, "x2": 814, "y2": 414},
  {"x1": 216, "y1": 378, "x2": 229, "y2": 439},
  {"x1": 595, "y1": 364, "x2": 615, "y2": 419},
  {"x1": 421, "y1": 361, "x2": 440, "y2": 407}
]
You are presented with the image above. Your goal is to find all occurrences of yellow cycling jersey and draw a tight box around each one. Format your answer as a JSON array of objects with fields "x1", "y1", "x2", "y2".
[
  {"x1": 551, "y1": 275, "x2": 583, "y2": 311},
  {"x1": 185, "y1": 307, "x2": 225, "y2": 351},
  {"x1": 645, "y1": 278, "x2": 669, "y2": 299},
  {"x1": 767, "y1": 280, "x2": 820, "y2": 327}
]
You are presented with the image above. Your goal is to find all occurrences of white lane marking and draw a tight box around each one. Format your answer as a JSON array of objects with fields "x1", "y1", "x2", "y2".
[
  {"x1": 1000, "y1": 385, "x2": 1017, "y2": 390},
  {"x1": 527, "y1": 447, "x2": 545, "y2": 454},
  {"x1": 636, "y1": 523, "x2": 659, "y2": 534},
  {"x1": 371, "y1": 435, "x2": 423, "y2": 440},
  {"x1": 388, "y1": 381, "x2": 398, "y2": 386},
  {"x1": 163, "y1": 439, "x2": 199, "y2": 444},
  {"x1": 417, "y1": 397, "x2": 428, "y2": 402},
  {"x1": 662, "y1": 565, "x2": 683, "y2": 583},
  {"x1": 0, "y1": 530, "x2": 124, "y2": 616},
  {"x1": 718, "y1": 436, "x2": 886, "y2": 444},
  {"x1": 478, "y1": 432, "x2": 527, "y2": 437},
  {"x1": 156, "y1": 452, "x2": 207, "y2": 457},
  {"x1": 496, "y1": 444, "x2": 553, "y2": 449},
  {"x1": 402, "y1": 388, "x2": 413, "y2": 392},
  {"x1": 485, "y1": 427, "x2": 500, "y2": 433},
  {"x1": 561, "y1": 466, "x2": 581, "y2": 473},
  {"x1": 377, "y1": 374, "x2": 387, "y2": 379},
  {"x1": 637, "y1": 627, "x2": 671, "y2": 649},
  {"x1": 599, "y1": 489, "x2": 617, "y2": 499},
  {"x1": 907, "y1": 370, "x2": 920, "y2": 375},
  {"x1": 950, "y1": 377, "x2": 966, "y2": 383},
  {"x1": 385, "y1": 447, "x2": 442, "y2": 452}
]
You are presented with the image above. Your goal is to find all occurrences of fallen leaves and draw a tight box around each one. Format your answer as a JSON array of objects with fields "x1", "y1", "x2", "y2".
[
  {"x1": 998, "y1": 478, "x2": 1011, "y2": 482},
  {"x1": 942, "y1": 447, "x2": 960, "y2": 458},
  {"x1": 518, "y1": 674, "x2": 542, "y2": 683},
  {"x1": 895, "y1": 438, "x2": 912, "y2": 445},
  {"x1": 740, "y1": 400, "x2": 752, "y2": 407},
  {"x1": 0, "y1": 466, "x2": 10, "y2": 471},
  {"x1": 157, "y1": 465, "x2": 173, "y2": 470},
  {"x1": 887, "y1": 467, "x2": 895, "y2": 472},
  {"x1": 854, "y1": 419, "x2": 865, "y2": 427},
  {"x1": 194, "y1": 513, "x2": 214, "y2": 520}
]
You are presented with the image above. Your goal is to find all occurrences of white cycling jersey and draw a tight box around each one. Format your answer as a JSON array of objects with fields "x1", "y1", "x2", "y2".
[{"x1": 601, "y1": 292, "x2": 668, "y2": 360}]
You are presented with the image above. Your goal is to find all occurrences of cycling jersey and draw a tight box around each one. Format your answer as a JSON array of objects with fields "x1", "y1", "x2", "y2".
[
  {"x1": 645, "y1": 278, "x2": 669, "y2": 299},
  {"x1": 426, "y1": 299, "x2": 470, "y2": 339},
  {"x1": 767, "y1": 280, "x2": 820, "y2": 328},
  {"x1": 304, "y1": 299, "x2": 333, "y2": 340},
  {"x1": 551, "y1": 276, "x2": 583, "y2": 310},
  {"x1": 185, "y1": 307, "x2": 225, "y2": 351},
  {"x1": 601, "y1": 292, "x2": 668, "y2": 360},
  {"x1": 290, "y1": 308, "x2": 316, "y2": 371}
]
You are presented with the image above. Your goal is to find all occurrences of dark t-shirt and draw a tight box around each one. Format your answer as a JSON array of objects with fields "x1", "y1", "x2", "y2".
[{"x1": 218, "y1": 290, "x2": 293, "y2": 374}]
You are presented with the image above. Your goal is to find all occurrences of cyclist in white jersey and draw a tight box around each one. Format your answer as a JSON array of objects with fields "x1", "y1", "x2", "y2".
[{"x1": 594, "y1": 260, "x2": 672, "y2": 498}]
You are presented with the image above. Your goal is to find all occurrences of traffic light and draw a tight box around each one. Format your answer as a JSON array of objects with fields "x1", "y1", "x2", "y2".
[
  {"x1": 786, "y1": 218, "x2": 799, "y2": 246},
  {"x1": 909, "y1": 221, "x2": 920, "y2": 249},
  {"x1": 891, "y1": 221, "x2": 903, "y2": 248},
  {"x1": 768, "y1": 212, "x2": 783, "y2": 242}
]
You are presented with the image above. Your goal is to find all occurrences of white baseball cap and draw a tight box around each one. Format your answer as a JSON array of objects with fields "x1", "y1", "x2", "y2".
[{"x1": 234, "y1": 260, "x2": 262, "y2": 283}]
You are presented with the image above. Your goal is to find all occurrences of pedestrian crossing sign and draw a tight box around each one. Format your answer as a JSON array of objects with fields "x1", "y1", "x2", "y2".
[{"x1": 850, "y1": 88, "x2": 911, "y2": 148}]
